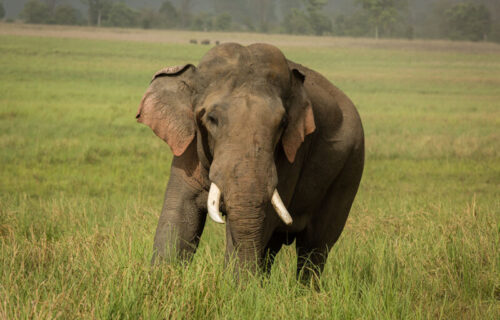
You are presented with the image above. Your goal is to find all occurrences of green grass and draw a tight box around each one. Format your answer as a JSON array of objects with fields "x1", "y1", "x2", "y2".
[{"x1": 0, "y1": 33, "x2": 499, "y2": 319}]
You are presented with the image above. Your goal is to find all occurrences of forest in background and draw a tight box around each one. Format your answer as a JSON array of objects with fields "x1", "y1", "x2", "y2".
[{"x1": 1, "y1": 0, "x2": 499, "y2": 43}]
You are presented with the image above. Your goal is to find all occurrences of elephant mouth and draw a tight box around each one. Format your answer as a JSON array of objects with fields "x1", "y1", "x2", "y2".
[{"x1": 207, "y1": 183, "x2": 293, "y2": 225}]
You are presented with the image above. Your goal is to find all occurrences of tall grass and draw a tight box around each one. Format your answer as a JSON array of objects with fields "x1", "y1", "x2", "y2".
[{"x1": 0, "y1": 34, "x2": 498, "y2": 319}]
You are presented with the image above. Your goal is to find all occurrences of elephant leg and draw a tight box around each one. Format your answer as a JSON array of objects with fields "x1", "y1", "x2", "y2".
[
  {"x1": 151, "y1": 168, "x2": 207, "y2": 265},
  {"x1": 296, "y1": 243, "x2": 329, "y2": 289},
  {"x1": 296, "y1": 147, "x2": 364, "y2": 288},
  {"x1": 262, "y1": 232, "x2": 286, "y2": 275}
]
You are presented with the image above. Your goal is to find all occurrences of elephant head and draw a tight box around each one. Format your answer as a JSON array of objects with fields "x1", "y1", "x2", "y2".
[{"x1": 136, "y1": 43, "x2": 315, "y2": 271}]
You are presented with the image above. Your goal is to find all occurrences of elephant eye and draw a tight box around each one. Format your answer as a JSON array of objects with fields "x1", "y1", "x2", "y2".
[
  {"x1": 280, "y1": 114, "x2": 288, "y2": 129},
  {"x1": 206, "y1": 111, "x2": 219, "y2": 126}
]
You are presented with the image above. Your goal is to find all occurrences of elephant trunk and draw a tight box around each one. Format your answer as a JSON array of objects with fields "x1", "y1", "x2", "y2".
[
  {"x1": 225, "y1": 195, "x2": 266, "y2": 273},
  {"x1": 209, "y1": 154, "x2": 276, "y2": 273}
]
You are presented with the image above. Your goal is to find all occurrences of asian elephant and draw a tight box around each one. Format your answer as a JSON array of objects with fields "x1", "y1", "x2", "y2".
[{"x1": 136, "y1": 43, "x2": 364, "y2": 283}]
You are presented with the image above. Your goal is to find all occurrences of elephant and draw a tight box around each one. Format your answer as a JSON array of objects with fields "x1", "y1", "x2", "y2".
[{"x1": 136, "y1": 43, "x2": 364, "y2": 284}]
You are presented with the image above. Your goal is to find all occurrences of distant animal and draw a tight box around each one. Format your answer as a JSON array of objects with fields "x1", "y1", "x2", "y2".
[
  {"x1": 215, "y1": 40, "x2": 220, "y2": 45},
  {"x1": 136, "y1": 43, "x2": 364, "y2": 285},
  {"x1": 189, "y1": 39, "x2": 197, "y2": 44},
  {"x1": 201, "y1": 39, "x2": 210, "y2": 45}
]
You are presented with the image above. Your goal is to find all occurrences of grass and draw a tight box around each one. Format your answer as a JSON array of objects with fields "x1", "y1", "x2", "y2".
[{"x1": 0, "y1": 26, "x2": 499, "y2": 319}]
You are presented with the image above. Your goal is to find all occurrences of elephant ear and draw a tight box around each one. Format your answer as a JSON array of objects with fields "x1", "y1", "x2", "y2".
[
  {"x1": 136, "y1": 64, "x2": 197, "y2": 157},
  {"x1": 282, "y1": 68, "x2": 316, "y2": 163}
]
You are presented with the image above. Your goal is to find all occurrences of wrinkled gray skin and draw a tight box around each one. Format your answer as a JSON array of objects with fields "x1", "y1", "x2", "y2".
[{"x1": 136, "y1": 43, "x2": 364, "y2": 284}]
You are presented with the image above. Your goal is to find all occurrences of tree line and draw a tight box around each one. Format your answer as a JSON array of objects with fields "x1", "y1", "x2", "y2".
[{"x1": 1, "y1": 0, "x2": 497, "y2": 42}]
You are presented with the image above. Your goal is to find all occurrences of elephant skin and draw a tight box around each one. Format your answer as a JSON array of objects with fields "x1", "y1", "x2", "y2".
[{"x1": 136, "y1": 43, "x2": 364, "y2": 284}]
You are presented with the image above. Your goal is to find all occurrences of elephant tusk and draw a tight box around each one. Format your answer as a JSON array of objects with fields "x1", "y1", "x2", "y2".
[
  {"x1": 207, "y1": 183, "x2": 225, "y2": 224},
  {"x1": 271, "y1": 189, "x2": 293, "y2": 226}
]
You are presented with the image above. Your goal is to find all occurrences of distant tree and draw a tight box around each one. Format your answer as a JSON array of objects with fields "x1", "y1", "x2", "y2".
[
  {"x1": 256, "y1": 0, "x2": 275, "y2": 32},
  {"x1": 241, "y1": 16, "x2": 256, "y2": 31},
  {"x1": 53, "y1": 4, "x2": 80, "y2": 25},
  {"x1": 283, "y1": 8, "x2": 313, "y2": 34},
  {"x1": 179, "y1": 0, "x2": 192, "y2": 28},
  {"x1": 106, "y1": 2, "x2": 138, "y2": 28},
  {"x1": 280, "y1": 0, "x2": 301, "y2": 16},
  {"x1": 139, "y1": 8, "x2": 163, "y2": 29},
  {"x1": 443, "y1": 2, "x2": 491, "y2": 41},
  {"x1": 215, "y1": 12, "x2": 232, "y2": 31},
  {"x1": 43, "y1": 0, "x2": 58, "y2": 16},
  {"x1": 191, "y1": 12, "x2": 214, "y2": 31},
  {"x1": 0, "y1": 1, "x2": 5, "y2": 19},
  {"x1": 334, "y1": 11, "x2": 371, "y2": 37},
  {"x1": 159, "y1": 1, "x2": 179, "y2": 28},
  {"x1": 281, "y1": 1, "x2": 331, "y2": 35},
  {"x1": 21, "y1": 0, "x2": 51, "y2": 24},
  {"x1": 305, "y1": 0, "x2": 332, "y2": 35},
  {"x1": 81, "y1": 0, "x2": 112, "y2": 27},
  {"x1": 356, "y1": 0, "x2": 406, "y2": 38},
  {"x1": 210, "y1": 0, "x2": 277, "y2": 32},
  {"x1": 213, "y1": 0, "x2": 244, "y2": 20},
  {"x1": 139, "y1": 8, "x2": 152, "y2": 29}
]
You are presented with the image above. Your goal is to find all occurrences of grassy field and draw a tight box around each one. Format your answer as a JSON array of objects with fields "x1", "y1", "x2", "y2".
[{"x1": 0, "y1": 25, "x2": 499, "y2": 319}]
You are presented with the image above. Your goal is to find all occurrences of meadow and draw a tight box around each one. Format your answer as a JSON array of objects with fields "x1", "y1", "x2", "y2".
[{"x1": 0, "y1": 24, "x2": 499, "y2": 319}]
